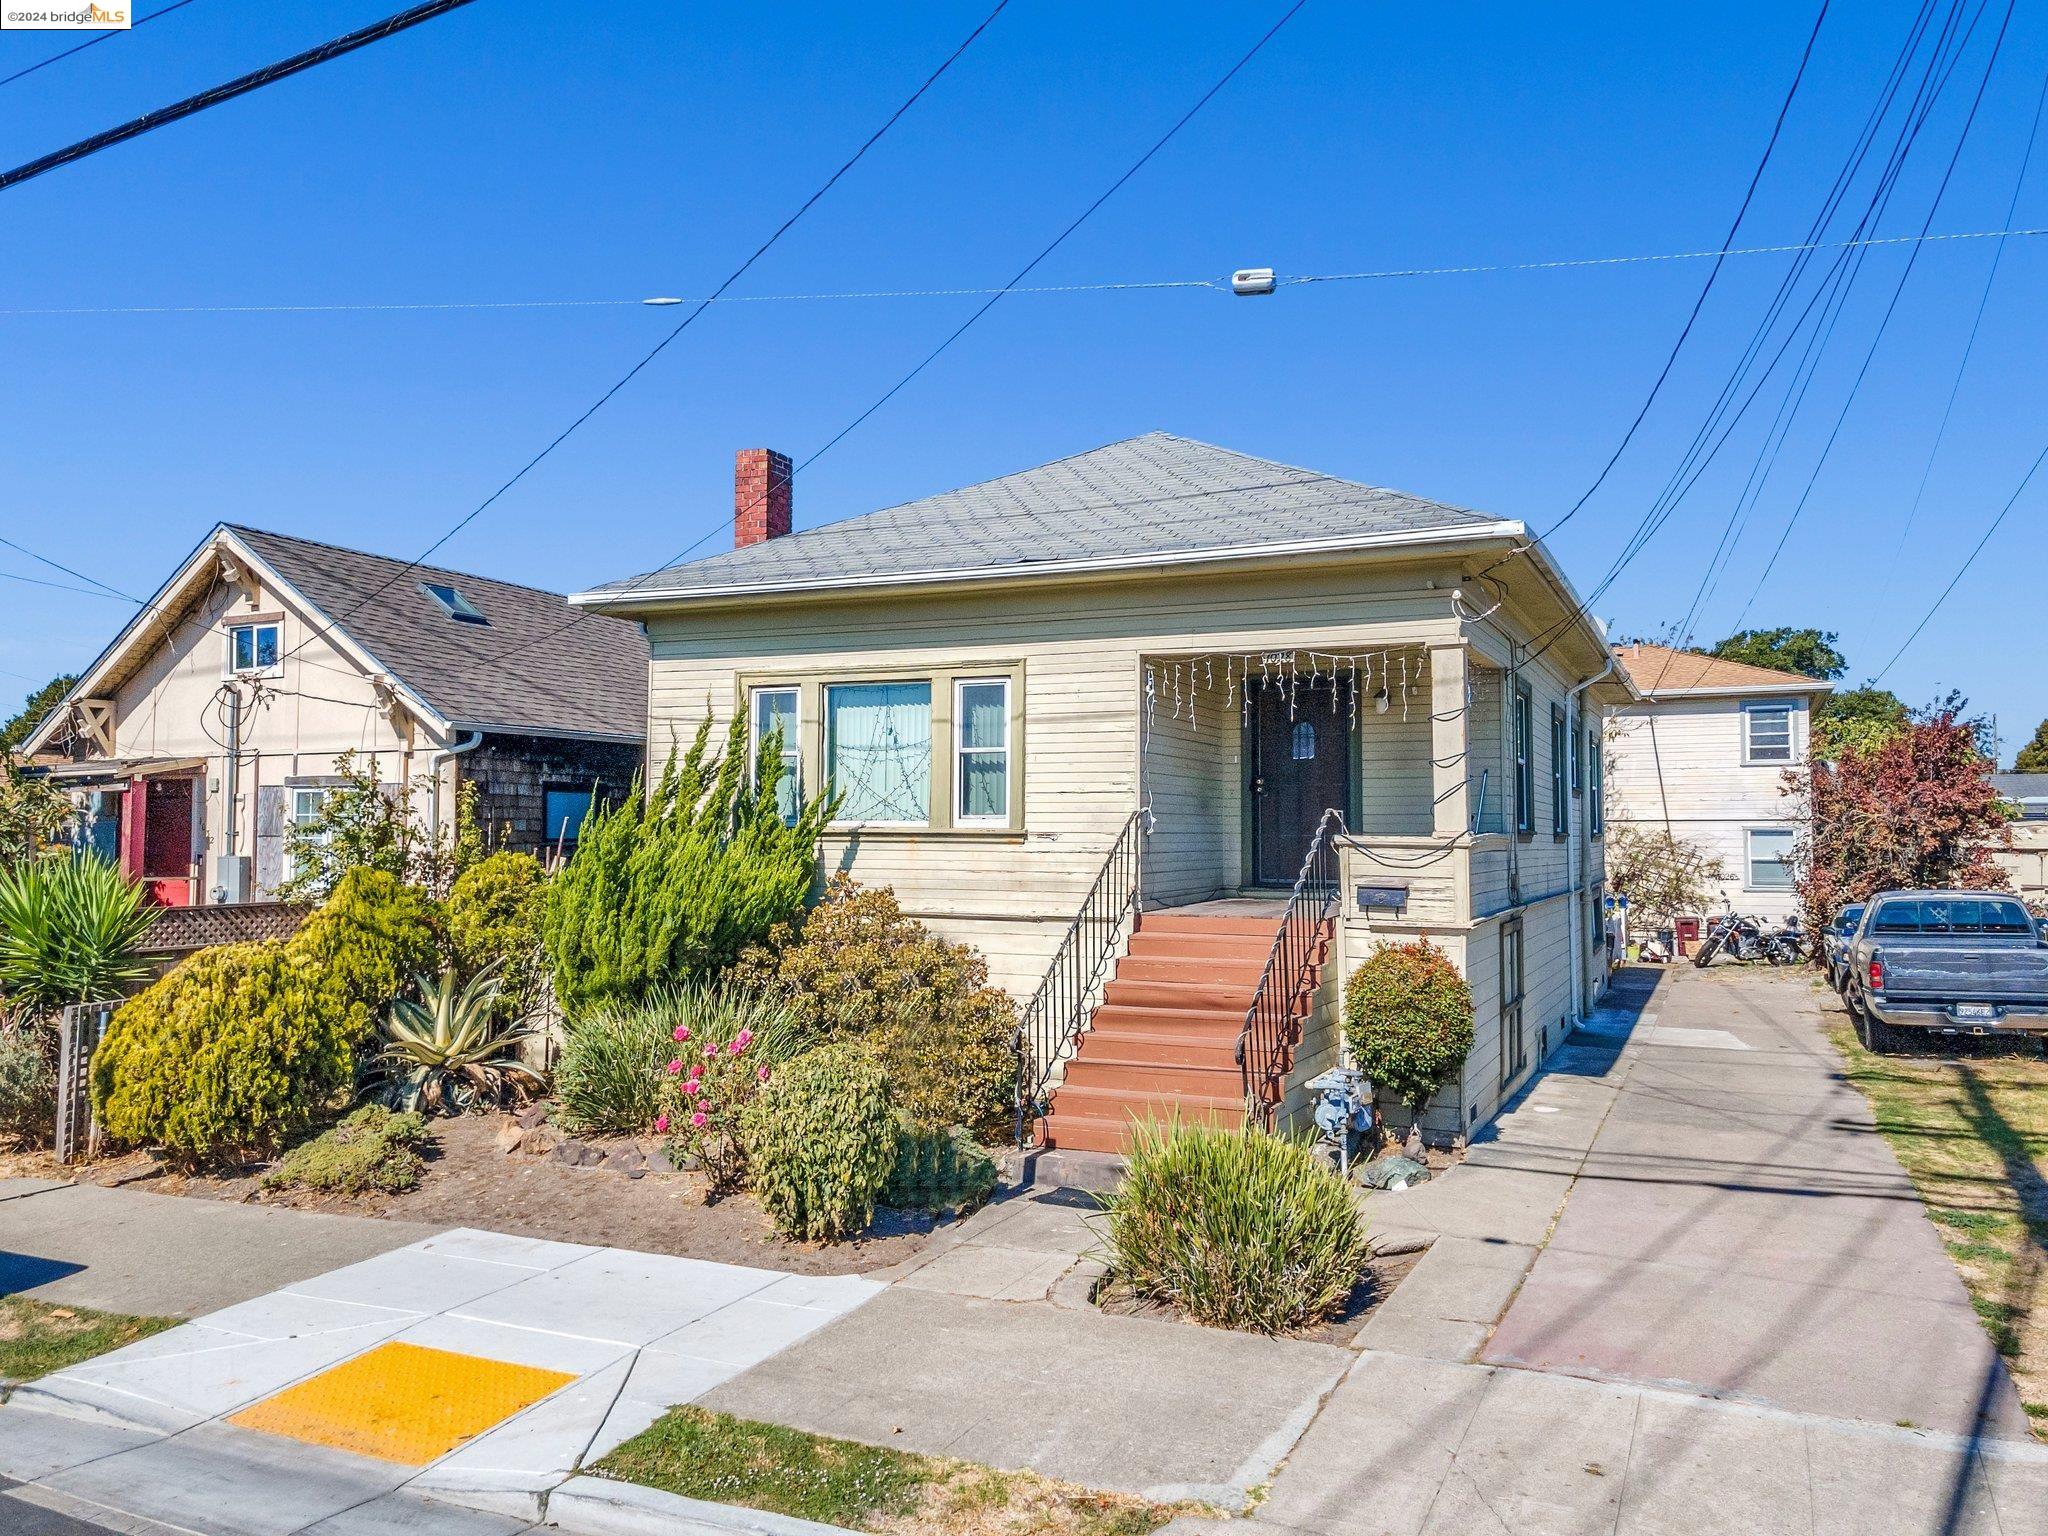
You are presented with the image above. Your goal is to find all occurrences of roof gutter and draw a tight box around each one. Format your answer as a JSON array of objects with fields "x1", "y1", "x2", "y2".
[{"x1": 570, "y1": 520, "x2": 1529, "y2": 611}]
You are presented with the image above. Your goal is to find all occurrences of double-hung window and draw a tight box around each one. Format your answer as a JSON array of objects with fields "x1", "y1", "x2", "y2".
[
  {"x1": 1743, "y1": 701, "x2": 1794, "y2": 764},
  {"x1": 227, "y1": 621, "x2": 281, "y2": 676},
  {"x1": 285, "y1": 786, "x2": 330, "y2": 881},
  {"x1": 826, "y1": 681, "x2": 933, "y2": 826},
  {"x1": 1745, "y1": 827, "x2": 1795, "y2": 889},
  {"x1": 953, "y1": 677, "x2": 1010, "y2": 826},
  {"x1": 1549, "y1": 704, "x2": 1567, "y2": 838},
  {"x1": 1587, "y1": 724, "x2": 1603, "y2": 836},
  {"x1": 750, "y1": 687, "x2": 802, "y2": 824},
  {"x1": 545, "y1": 788, "x2": 595, "y2": 851},
  {"x1": 1513, "y1": 682, "x2": 1534, "y2": 836}
]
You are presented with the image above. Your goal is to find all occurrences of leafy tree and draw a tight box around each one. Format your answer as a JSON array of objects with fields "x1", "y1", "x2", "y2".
[
  {"x1": 1342, "y1": 939, "x2": 1474, "y2": 1119},
  {"x1": 1787, "y1": 704, "x2": 2013, "y2": 936},
  {"x1": 2014, "y1": 718, "x2": 2048, "y2": 773},
  {"x1": 0, "y1": 675, "x2": 74, "y2": 754},
  {"x1": 1813, "y1": 684, "x2": 1909, "y2": 760},
  {"x1": 1709, "y1": 628, "x2": 1846, "y2": 681},
  {"x1": 541, "y1": 717, "x2": 833, "y2": 1012},
  {"x1": 1603, "y1": 819, "x2": 1728, "y2": 922},
  {"x1": 280, "y1": 750, "x2": 480, "y2": 900},
  {"x1": 0, "y1": 754, "x2": 73, "y2": 869}
]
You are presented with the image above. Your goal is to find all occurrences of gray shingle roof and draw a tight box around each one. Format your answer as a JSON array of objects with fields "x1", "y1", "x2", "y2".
[
  {"x1": 579, "y1": 432, "x2": 1504, "y2": 603},
  {"x1": 231, "y1": 527, "x2": 646, "y2": 741}
]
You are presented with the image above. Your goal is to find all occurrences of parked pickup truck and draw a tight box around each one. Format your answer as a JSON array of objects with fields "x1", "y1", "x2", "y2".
[
  {"x1": 1822, "y1": 903, "x2": 1865, "y2": 993},
  {"x1": 1842, "y1": 890, "x2": 2048, "y2": 1052}
]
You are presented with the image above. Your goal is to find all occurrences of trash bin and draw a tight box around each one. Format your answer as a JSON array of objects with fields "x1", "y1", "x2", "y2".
[{"x1": 1675, "y1": 916, "x2": 1700, "y2": 957}]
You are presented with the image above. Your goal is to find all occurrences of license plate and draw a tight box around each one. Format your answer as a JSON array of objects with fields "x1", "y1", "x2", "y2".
[{"x1": 1954, "y1": 1003, "x2": 1996, "y2": 1020}]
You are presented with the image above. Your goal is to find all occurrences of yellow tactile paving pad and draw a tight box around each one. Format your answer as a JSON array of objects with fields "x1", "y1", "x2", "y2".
[{"x1": 226, "y1": 1341, "x2": 575, "y2": 1465}]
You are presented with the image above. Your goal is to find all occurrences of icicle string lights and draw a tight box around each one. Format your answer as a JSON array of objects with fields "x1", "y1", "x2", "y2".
[{"x1": 1140, "y1": 650, "x2": 1429, "y2": 735}]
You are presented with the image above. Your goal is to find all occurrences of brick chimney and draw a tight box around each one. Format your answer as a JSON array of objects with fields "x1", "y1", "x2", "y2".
[{"x1": 734, "y1": 448, "x2": 793, "y2": 549}]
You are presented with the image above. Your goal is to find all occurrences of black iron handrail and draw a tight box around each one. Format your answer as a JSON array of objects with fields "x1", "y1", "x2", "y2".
[
  {"x1": 1237, "y1": 808, "x2": 1347, "y2": 1130},
  {"x1": 1014, "y1": 808, "x2": 1148, "y2": 1145}
]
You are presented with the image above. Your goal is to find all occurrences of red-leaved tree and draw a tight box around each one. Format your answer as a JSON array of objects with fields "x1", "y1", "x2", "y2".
[{"x1": 1786, "y1": 707, "x2": 2013, "y2": 935}]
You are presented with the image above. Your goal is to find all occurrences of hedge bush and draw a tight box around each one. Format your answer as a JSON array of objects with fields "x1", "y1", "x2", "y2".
[
  {"x1": 1341, "y1": 939, "x2": 1474, "y2": 1117},
  {"x1": 735, "y1": 876, "x2": 1017, "y2": 1137},
  {"x1": 881, "y1": 1120, "x2": 997, "y2": 1215},
  {"x1": 0, "y1": 1025, "x2": 52, "y2": 1143},
  {"x1": 1101, "y1": 1120, "x2": 1370, "y2": 1334},
  {"x1": 286, "y1": 868, "x2": 441, "y2": 1047},
  {"x1": 92, "y1": 942, "x2": 353, "y2": 1165},
  {"x1": 261, "y1": 1105, "x2": 428, "y2": 1195},
  {"x1": 446, "y1": 852, "x2": 548, "y2": 1020},
  {"x1": 742, "y1": 1042, "x2": 898, "y2": 1242},
  {"x1": 541, "y1": 717, "x2": 833, "y2": 1012}
]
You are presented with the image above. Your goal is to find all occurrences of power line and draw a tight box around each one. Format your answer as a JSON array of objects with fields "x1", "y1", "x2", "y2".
[
  {"x1": 9, "y1": 225, "x2": 2048, "y2": 318},
  {"x1": 1892, "y1": 66, "x2": 2048, "y2": 559},
  {"x1": 270, "y1": 0, "x2": 1014, "y2": 674},
  {"x1": 473, "y1": 0, "x2": 1316, "y2": 677},
  {"x1": 1872, "y1": 436, "x2": 2048, "y2": 681},
  {"x1": 0, "y1": 533, "x2": 140, "y2": 602},
  {"x1": 0, "y1": 0, "x2": 203, "y2": 93},
  {"x1": 0, "y1": 567, "x2": 141, "y2": 601},
  {"x1": 0, "y1": 0, "x2": 483, "y2": 194}
]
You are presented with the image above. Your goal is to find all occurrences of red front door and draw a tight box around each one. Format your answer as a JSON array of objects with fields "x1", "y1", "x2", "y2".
[{"x1": 137, "y1": 776, "x2": 198, "y2": 907}]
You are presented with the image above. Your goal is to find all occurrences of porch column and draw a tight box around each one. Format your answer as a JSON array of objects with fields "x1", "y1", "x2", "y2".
[{"x1": 1426, "y1": 642, "x2": 1472, "y2": 923}]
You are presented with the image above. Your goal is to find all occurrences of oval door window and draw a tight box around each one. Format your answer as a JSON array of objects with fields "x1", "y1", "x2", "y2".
[{"x1": 1291, "y1": 721, "x2": 1317, "y2": 761}]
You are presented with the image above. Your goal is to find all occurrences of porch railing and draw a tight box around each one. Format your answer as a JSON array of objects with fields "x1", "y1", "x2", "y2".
[
  {"x1": 1237, "y1": 808, "x2": 1347, "y2": 1130},
  {"x1": 1014, "y1": 808, "x2": 1148, "y2": 1146}
]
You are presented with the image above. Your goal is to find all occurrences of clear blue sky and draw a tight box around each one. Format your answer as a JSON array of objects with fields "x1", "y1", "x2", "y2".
[{"x1": 3, "y1": 2, "x2": 2044, "y2": 753}]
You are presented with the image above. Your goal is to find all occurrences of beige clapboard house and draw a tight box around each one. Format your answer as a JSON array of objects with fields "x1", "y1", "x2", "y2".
[
  {"x1": 579, "y1": 435, "x2": 1630, "y2": 1146},
  {"x1": 1604, "y1": 643, "x2": 1830, "y2": 926}
]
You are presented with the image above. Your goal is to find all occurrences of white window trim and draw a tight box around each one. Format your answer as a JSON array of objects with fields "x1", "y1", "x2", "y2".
[
  {"x1": 224, "y1": 618, "x2": 284, "y2": 680},
  {"x1": 1744, "y1": 826, "x2": 1797, "y2": 891},
  {"x1": 953, "y1": 676, "x2": 1011, "y2": 828},
  {"x1": 284, "y1": 785, "x2": 330, "y2": 882},
  {"x1": 748, "y1": 686, "x2": 802, "y2": 807},
  {"x1": 825, "y1": 678, "x2": 934, "y2": 829},
  {"x1": 1741, "y1": 700, "x2": 1796, "y2": 766}
]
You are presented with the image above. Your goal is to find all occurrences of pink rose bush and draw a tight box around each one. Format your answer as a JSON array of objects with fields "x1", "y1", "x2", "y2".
[{"x1": 656, "y1": 1014, "x2": 775, "y2": 1196}]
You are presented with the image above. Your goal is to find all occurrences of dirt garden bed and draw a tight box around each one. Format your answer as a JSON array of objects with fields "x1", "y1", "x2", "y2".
[{"x1": 6, "y1": 1111, "x2": 958, "y2": 1275}]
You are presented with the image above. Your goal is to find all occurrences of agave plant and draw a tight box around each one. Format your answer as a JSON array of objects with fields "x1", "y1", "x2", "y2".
[
  {"x1": 370, "y1": 966, "x2": 546, "y2": 1115},
  {"x1": 0, "y1": 855, "x2": 156, "y2": 1019}
]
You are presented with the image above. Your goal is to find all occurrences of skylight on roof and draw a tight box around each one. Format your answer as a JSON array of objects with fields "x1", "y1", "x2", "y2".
[{"x1": 422, "y1": 582, "x2": 489, "y2": 625}]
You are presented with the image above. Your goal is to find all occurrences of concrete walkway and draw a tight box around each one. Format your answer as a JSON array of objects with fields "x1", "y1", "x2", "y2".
[
  {"x1": 0, "y1": 1180, "x2": 438, "y2": 1317},
  {"x1": 0, "y1": 1228, "x2": 881, "y2": 1534}
]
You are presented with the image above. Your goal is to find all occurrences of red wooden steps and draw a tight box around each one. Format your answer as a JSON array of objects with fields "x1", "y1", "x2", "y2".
[{"x1": 1039, "y1": 911, "x2": 1310, "y2": 1155}]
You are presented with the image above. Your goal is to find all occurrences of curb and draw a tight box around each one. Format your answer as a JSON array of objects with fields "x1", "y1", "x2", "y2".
[{"x1": 546, "y1": 1477, "x2": 863, "y2": 1536}]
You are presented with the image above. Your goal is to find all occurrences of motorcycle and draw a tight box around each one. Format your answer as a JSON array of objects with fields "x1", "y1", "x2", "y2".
[{"x1": 1695, "y1": 910, "x2": 1807, "y2": 967}]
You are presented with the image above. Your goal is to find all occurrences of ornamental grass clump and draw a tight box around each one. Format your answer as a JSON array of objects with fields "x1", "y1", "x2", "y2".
[
  {"x1": 742, "y1": 1042, "x2": 898, "y2": 1242},
  {"x1": 1100, "y1": 1120, "x2": 1371, "y2": 1335},
  {"x1": 1341, "y1": 939, "x2": 1474, "y2": 1119}
]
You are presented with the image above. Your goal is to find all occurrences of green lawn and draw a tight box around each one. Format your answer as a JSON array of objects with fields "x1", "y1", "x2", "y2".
[
  {"x1": 0, "y1": 1295, "x2": 175, "y2": 1384},
  {"x1": 593, "y1": 1407, "x2": 1185, "y2": 1536},
  {"x1": 1829, "y1": 1019, "x2": 2048, "y2": 1437}
]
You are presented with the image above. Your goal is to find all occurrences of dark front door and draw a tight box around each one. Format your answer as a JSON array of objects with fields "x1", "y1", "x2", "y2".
[{"x1": 1249, "y1": 679, "x2": 1351, "y2": 886}]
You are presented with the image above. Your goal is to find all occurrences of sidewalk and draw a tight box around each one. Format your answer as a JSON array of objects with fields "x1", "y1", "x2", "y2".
[{"x1": 0, "y1": 1228, "x2": 881, "y2": 1533}]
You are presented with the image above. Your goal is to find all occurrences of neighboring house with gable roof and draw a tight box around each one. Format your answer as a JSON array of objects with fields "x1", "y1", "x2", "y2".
[
  {"x1": 1984, "y1": 773, "x2": 2048, "y2": 907},
  {"x1": 1604, "y1": 642, "x2": 1832, "y2": 926},
  {"x1": 577, "y1": 433, "x2": 1633, "y2": 1148},
  {"x1": 21, "y1": 525, "x2": 646, "y2": 906}
]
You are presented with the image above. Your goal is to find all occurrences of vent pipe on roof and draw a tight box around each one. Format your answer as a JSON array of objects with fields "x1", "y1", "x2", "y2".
[{"x1": 735, "y1": 449, "x2": 793, "y2": 549}]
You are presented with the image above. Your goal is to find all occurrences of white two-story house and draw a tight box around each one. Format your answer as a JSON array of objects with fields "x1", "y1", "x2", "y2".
[{"x1": 1604, "y1": 643, "x2": 1830, "y2": 925}]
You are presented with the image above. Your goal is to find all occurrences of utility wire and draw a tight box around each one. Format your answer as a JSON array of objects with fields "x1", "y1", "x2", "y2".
[
  {"x1": 270, "y1": 0, "x2": 1015, "y2": 673},
  {"x1": 0, "y1": 533, "x2": 140, "y2": 602},
  {"x1": 473, "y1": 0, "x2": 1315, "y2": 676},
  {"x1": 1892, "y1": 65, "x2": 2048, "y2": 559},
  {"x1": 0, "y1": 0, "x2": 202, "y2": 92},
  {"x1": 1872, "y1": 436, "x2": 2048, "y2": 681},
  {"x1": 9, "y1": 226, "x2": 2048, "y2": 317},
  {"x1": 1727, "y1": 0, "x2": 2015, "y2": 627},
  {"x1": 0, "y1": 567, "x2": 140, "y2": 601},
  {"x1": 0, "y1": 0, "x2": 483, "y2": 194}
]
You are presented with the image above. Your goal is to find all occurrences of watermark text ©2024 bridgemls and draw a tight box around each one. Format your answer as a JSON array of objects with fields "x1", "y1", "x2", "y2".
[{"x1": 1, "y1": 1, "x2": 129, "y2": 28}]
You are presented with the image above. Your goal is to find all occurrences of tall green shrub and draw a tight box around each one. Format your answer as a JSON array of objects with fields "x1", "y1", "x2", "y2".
[
  {"x1": 733, "y1": 876, "x2": 1017, "y2": 1136},
  {"x1": 447, "y1": 851, "x2": 548, "y2": 1019},
  {"x1": 92, "y1": 942, "x2": 353, "y2": 1165},
  {"x1": 742, "y1": 1042, "x2": 898, "y2": 1242},
  {"x1": 1342, "y1": 940, "x2": 1474, "y2": 1117},
  {"x1": 0, "y1": 855, "x2": 156, "y2": 1018},
  {"x1": 285, "y1": 868, "x2": 441, "y2": 1047},
  {"x1": 542, "y1": 718, "x2": 831, "y2": 1011}
]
